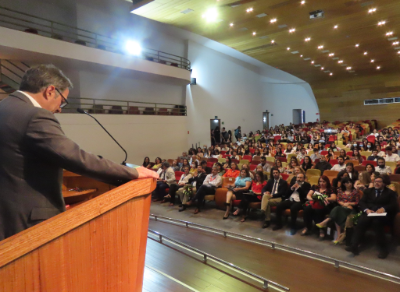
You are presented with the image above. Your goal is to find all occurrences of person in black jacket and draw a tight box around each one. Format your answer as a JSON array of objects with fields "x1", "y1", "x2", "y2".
[
  {"x1": 346, "y1": 174, "x2": 399, "y2": 259},
  {"x1": 312, "y1": 154, "x2": 332, "y2": 175},
  {"x1": 273, "y1": 173, "x2": 311, "y2": 235},
  {"x1": 261, "y1": 168, "x2": 289, "y2": 228},
  {"x1": 179, "y1": 165, "x2": 207, "y2": 211}
]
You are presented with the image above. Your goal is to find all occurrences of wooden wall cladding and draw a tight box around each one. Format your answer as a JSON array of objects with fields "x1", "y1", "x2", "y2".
[{"x1": 310, "y1": 72, "x2": 400, "y2": 128}]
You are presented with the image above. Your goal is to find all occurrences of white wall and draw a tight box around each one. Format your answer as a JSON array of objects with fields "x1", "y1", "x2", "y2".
[
  {"x1": 261, "y1": 77, "x2": 320, "y2": 127},
  {"x1": 56, "y1": 114, "x2": 187, "y2": 165},
  {"x1": 186, "y1": 40, "x2": 263, "y2": 146}
]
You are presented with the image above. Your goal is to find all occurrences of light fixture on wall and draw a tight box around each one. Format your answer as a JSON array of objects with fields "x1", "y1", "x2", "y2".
[
  {"x1": 125, "y1": 40, "x2": 142, "y2": 56},
  {"x1": 190, "y1": 78, "x2": 197, "y2": 85}
]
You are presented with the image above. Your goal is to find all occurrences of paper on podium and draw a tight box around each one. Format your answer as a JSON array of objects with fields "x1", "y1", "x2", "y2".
[{"x1": 367, "y1": 213, "x2": 387, "y2": 217}]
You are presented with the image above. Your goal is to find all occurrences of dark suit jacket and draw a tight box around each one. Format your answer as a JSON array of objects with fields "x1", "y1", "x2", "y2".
[
  {"x1": 315, "y1": 161, "x2": 332, "y2": 175},
  {"x1": 284, "y1": 181, "x2": 311, "y2": 202},
  {"x1": 262, "y1": 178, "x2": 288, "y2": 199},
  {"x1": 188, "y1": 172, "x2": 207, "y2": 189},
  {"x1": 0, "y1": 92, "x2": 136, "y2": 241},
  {"x1": 359, "y1": 187, "x2": 398, "y2": 217}
]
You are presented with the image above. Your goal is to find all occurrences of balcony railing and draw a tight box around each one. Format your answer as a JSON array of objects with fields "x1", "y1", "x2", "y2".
[
  {"x1": 0, "y1": 6, "x2": 191, "y2": 70},
  {"x1": 63, "y1": 97, "x2": 187, "y2": 116}
]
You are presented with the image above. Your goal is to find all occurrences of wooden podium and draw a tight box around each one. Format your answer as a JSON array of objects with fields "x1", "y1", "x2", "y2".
[{"x1": 0, "y1": 178, "x2": 156, "y2": 292}]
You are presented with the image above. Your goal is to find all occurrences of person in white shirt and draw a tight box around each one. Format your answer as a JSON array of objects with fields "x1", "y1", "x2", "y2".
[
  {"x1": 375, "y1": 157, "x2": 392, "y2": 174},
  {"x1": 186, "y1": 166, "x2": 222, "y2": 214},
  {"x1": 154, "y1": 162, "x2": 176, "y2": 202},
  {"x1": 331, "y1": 156, "x2": 346, "y2": 172},
  {"x1": 375, "y1": 145, "x2": 386, "y2": 157},
  {"x1": 372, "y1": 129, "x2": 379, "y2": 137},
  {"x1": 384, "y1": 146, "x2": 400, "y2": 164},
  {"x1": 258, "y1": 156, "x2": 272, "y2": 173},
  {"x1": 169, "y1": 166, "x2": 193, "y2": 206},
  {"x1": 296, "y1": 148, "x2": 307, "y2": 162}
]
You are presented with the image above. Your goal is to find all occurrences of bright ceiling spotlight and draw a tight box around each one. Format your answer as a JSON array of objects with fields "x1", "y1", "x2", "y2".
[
  {"x1": 125, "y1": 40, "x2": 142, "y2": 56},
  {"x1": 202, "y1": 8, "x2": 218, "y2": 22}
]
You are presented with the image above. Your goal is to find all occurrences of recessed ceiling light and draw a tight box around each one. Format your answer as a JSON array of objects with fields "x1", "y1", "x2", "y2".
[
  {"x1": 287, "y1": 47, "x2": 290, "y2": 50},
  {"x1": 398, "y1": 51, "x2": 400, "y2": 54},
  {"x1": 376, "y1": 66, "x2": 381, "y2": 70},
  {"x1": 371, "y1": 59, "x2": 375, "y2": 63},
  {"x1": 289, "y1": 28, "x2": 296, "y2": 33},
  {"x1": 393, "y1": 41, "x2": 399, "y2": 46},
  {"x1": 246, "y1": 8, "x2": 253, "y2": 13},
  {"x1": 329, "y1": 73, "x2": 333, "y2": 76},
  {"x1": 378, "y1": 21, "x2": 386, "y2": 26},
  {"x1": 271, "y1": 40, "x2": 275, "y2": 43},
  {"x1": 364, "y1": 51, "x2": 368, "y2": 55},
  {"x1": 300, "y1": 55, "x2": 303, "y2": 57},
  {"x1": 368, "y1": 8, "x2": 377, "y2": 14},
  {"x1": 386, "y1": 31, "x2": 393, "y2": 36},
  {"x1": 338, "y1": 60, "x2": 343, "y2": 63},
  {"x1": 329, "y1": 53, "x2": 335, "y2": 57},
  {"x1": 334, "y1": 25, "x2": 338, "y2": 29},
  {"x1": 311, "y1": 61, "x2": 314, "y2": 64},
  {"x1": 270, "y1": 18, "x2": 277, "y2": 23},
  {"x1": 253, "y1": 31, "x2": 256, "y2": 35},
  {"x1": 202, "y1": 8, "x2": 218, "y2": 22},
  {"x1": 355, "y1": 44, "x2": 360, "y2": 47},
  {"x1": 230, "y1": 23, "x2": 234, "y2": 27},
  {"x1": 346, "y1": 67, "x2": 352, "y2": 70},
  {"x1": 318, "y1": 45, "x2": 324, "y2": 49},
  {"x1": 321, "y1": 67, "x2": 324, "y2": 70},
  {"x1": 301, "y1": 1, "x2": 305, "y2": 4},
  {"x1": 305, "y1": 37, "x2": 311, "y2": 42}
]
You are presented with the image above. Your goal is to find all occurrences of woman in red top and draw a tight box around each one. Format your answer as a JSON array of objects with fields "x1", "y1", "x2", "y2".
[
  {"x1": 235, "y1": 171, "x2": 267, "y2": 220},
  {"x1": 222, "y1": 162, "x2": 240, "y2": 178}
]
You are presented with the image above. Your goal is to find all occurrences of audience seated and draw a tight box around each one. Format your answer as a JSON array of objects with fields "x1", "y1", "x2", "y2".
[
  {"x1": 331, "y1": 156, "x2": 346, "y2": 172},
  {"x1": 316, "y1": 177, "x2": 360, "y2": 244},
  {"x1": 179, "y1": 165, "x2": 207, "y2": 211},
  {"x1": 143, "y1": 156, "x2": 151, "y2": 169},
  {"x1": 186, "y1": 166, "x2": 222, "y2": 214},
  {"x1": 147, "y1": 120, "x2": 400, "y2": 259},
  {"x1": 261, "y1": 168, "x2": 289, "y2": 228},
  {"x1": 312, "y1": 155, "x2": 332, "y2": 175},
  {"x1": 302, "y1": 175, "x2": 337, "y2": 239},
  {"x1": 224, "y1": 169, "x2": 252, "y2": 220},
  {"x1": 274, "y1": 172, "x2": 311, "y2": 235},
  {"x1": 375, "y1": 157, "x2": 392, "y2": 174},
  {"x1": 346, "y1": 174, "x2": 398, "y2": 259},
  {"x1": 152, "y1": 162, "x2": 176, "y2": 202}
]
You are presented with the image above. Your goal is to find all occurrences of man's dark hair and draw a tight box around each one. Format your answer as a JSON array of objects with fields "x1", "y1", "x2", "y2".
[
  {"x1": 385, "y1": 146, "x2": 392, "y2": 151},
  {"x1": 271, "y1": 167, "x2": 280, "y2": 174},
  {"x1": 162, "y1": 162, "x2": 170, "y2": 168},
  {"x1": 376, "y1": 174, "x2": 391, "y2": 186},
  {"x1": 377, "y1": 157, "x2": 385, "y2": 162},
  {"x1": 200, "y1": 160, "x2": 207, "y2": 166},
  {"x1": 338, "y1": 156, "x2": 344, "y2": 161},
  {"x1": 19, "y1": 64, "x2": 73, "y2": 93},
  {"x1": 261, "y1": 156, "x2": 266, "y2": 161}
]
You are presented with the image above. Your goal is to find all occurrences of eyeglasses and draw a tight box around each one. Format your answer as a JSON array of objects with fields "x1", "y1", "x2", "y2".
[{"x1": 55, "y1": 88, "x2": 68, "y2": 108}]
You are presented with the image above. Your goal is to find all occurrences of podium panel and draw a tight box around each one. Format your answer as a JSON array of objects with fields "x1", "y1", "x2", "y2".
[{"x1": 0, "y1": 178, "x2": 156, "y2": 292}]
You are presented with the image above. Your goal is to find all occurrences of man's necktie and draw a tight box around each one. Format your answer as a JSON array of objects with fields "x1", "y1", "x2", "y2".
[
  {"x1": 376, "y1": 189, "x2": 381, "y2": 198},
  {"x1": 272, "y1": 180, "x2": 278, "y2": 195}
]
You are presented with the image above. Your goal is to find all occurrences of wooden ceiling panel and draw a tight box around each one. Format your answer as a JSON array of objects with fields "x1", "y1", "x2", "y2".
[{"x1": 133, "y1": 0, "x2": 400, "y2": 83}]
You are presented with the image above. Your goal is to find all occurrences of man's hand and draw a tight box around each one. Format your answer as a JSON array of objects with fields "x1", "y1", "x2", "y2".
[
  {"x1": 135, "y1": 166, "x2": 159, "y2": 179},
  {"x1": 366, "y1": 209, "x2": 374, "y2": 214},
  {"x1": 178, "y1": 182, "x2": 185, "y2": 186},
  {"x1": 292, "y1": 183, "x2": 299, "y2": 190},
  {"x1": 233, "y1": 188, "x2": 240, "y2": 192},
  {"x1": 376, "y1": 208, "x2": 385, "y2": 214}
]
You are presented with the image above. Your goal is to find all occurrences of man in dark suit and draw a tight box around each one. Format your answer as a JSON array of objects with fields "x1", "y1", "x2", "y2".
[
  {"x1": 346, "y1": 174, "x2": 398, "y2": 259},
  {"x1": 273, "y1": 173, "x2": 311, "y2": 235},
  {"x1": 261, "y1": 168, "x2": 288, "y2": 228},
  {"x1": 0, "y1": 64, "x2": 158, "y2": 241}
]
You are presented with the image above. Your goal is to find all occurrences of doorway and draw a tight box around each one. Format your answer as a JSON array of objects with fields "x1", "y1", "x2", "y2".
[
  {"x1": 210, "y1": 119, "x2": 221, "y2": 145},
  {"x1": 292, "y1": 109, "x2": 302, "y2": 125},
  {"x1": 262, "y1": 111, "x2": 269, "y2": 130}
]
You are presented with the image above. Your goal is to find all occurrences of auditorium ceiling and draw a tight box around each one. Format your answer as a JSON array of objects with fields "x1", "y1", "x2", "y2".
[{"x1": 131, "y1": 0, "x2": 400, "y2": 83}]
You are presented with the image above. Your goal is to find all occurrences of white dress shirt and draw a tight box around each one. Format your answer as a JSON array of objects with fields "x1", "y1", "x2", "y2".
[
  {"x1": 331, "y1": 164, "x2": 346, "y2": 172},
  {"x1": 385, "y1": 154, "x2": 400, "y2": 162},
  {"x1": 375, "y1": 166, "x2": 392, "y2": 174},
  {"x1": 17, "y1": 90, "x2": 42, "y2": 108},
  {"x1": 203, "y1": 174, "x2": 222, "y2": 187}
]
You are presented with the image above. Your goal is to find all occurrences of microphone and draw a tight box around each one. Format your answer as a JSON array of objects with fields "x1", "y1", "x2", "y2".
[{"x1": 77, "y1": 108, "x2": 128, "y2": 165}]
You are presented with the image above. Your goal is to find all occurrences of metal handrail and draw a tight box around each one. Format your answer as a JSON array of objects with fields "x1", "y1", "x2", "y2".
[
  {"x1": 0, "y1": 5, "x2": 191, "y2": 70},
  {"x1": 148, "y1": 229, "x2": 290, "y2": 291},
  {"x1": 150, "y1": 214, "x2": 400, "y2": 284}
]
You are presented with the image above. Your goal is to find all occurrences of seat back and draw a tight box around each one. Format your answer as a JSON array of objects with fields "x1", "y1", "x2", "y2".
[
  {"x1": 360, "y1": 151, "x2": 372, "y2": 157},
  {"x1": 320, "y1": 151, "x2": 328, "y2": 155},
  {"x1": 266, "y1": 157, "x2": 275, "y2": 163},
  {"x1": 362, "y1": 160, "x2": 377, "y2": 166},
  {"x1": 329, "y1": 159, "x2": 338, "y2": 166},
  {"x1": 389, "y1": 174, "x2": 400, "y2": 183},
  {"x1": 386, "y1": 161, "x2": 397, "y2": 173},
  {"x1": 354, "y1": 165, "x2": 365, "y2": 172},
  {"x1": 207, "y1": 158, "x2": 218, "y2": 163},
  {"x1": 323, "y1": 170, "x2": 339, "y2": 177},
  {"x1": 222, "y1": 177, "x2": 236, "y2": 188},
  {"x1": 239, "y1": 159, "x2": 250, "y2": 165},
  {"x1": 306, "y1": 169, "x2": 321, "y2": 177},
  {"x1": 249, "y1": 164, "x2": 257, "y2": 171},
  {"x1": 281, "y1": 173, "x2": 289, "y2": 181},
  {"x1": 287, "y1": 154, "x2": 297, "y2": 162},
  {"x1": 277, "y1": 157, "x2": 287, "y2": 163},
  {"x1": 175, "y1": 171, "x2": 184, "y2": 181},
  {"x1": 218, "y1": 158, "x2": 226, "y2": 163},
  {"x1": 206, "y1": 162, "x2": 214, "y2": 168},
  {"x1": 345, "y1": 160, "x2": 359, "y2": 166},
  {"x1": 127, "y1": 106, "x2": 140, "y2": 114},
  {"x1": 243, "y1": 155, "x2": 252, "y2": 161},
  {"x1": 252, "y1": 156, "x2": 261, "y2": 162},
  {"x1": 308, "y1": 176, "x2": 320, "y2": 186}
]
